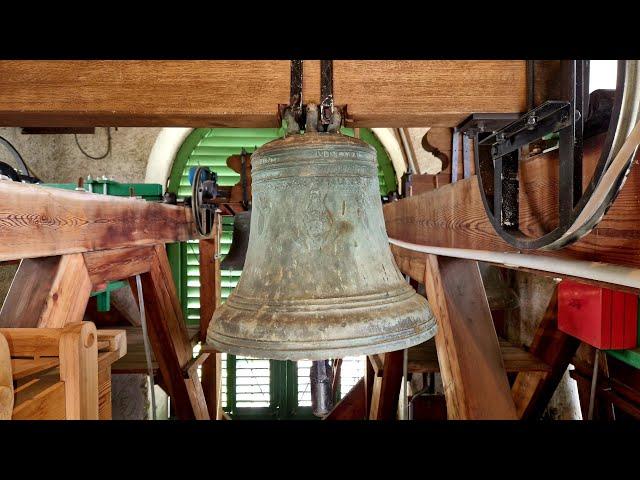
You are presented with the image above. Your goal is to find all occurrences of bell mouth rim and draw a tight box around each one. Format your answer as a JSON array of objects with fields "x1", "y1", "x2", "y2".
[
  {"x1": 205, "y1": 319, "x2": 438, "y2": 361},
  {"x1": 219, "y1": 283, "x2": 418, "y2": 313}
]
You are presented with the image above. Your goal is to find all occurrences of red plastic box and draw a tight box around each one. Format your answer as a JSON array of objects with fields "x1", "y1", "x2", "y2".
[{"x1": 558, "y1": 280, "x2": 638, "y2": 350}]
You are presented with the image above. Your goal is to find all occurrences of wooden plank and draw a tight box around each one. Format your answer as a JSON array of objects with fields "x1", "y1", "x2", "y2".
[
  {"x1": 59, "y1": 322, "x2": 99, "y2": 420},
  {"x1": 0, "y1": 60, "x2": 528, "y2": 128},
  {"x1": 0, "y1": 333, "x2": 13, "y2": 419},
  {"x1": 0, "y1": 181, "x2": 200, "y2": 262},
  {"x1": 384, "y1": 134, "x2": 640, "y2": 269},
  {"x1": 0, "y1": 253, "x2": 92, "y2": 328},
  {"x1": 10, "y1": 358, "x2": 59, "y2": 380},
  {"x1": 0, "y1": 60, "x2": 290, "y2": 127},
  {"x1": 96, "y1": 329, "x2": 127, "y2": 358},
  {"x1": 83, "y1": 246, "x2": 155, "y2": 286},
  {"x1": 324, "y1": 378, "x2": 366, "y2": 420},
  {"x1": 408, "y1": 338, "x2": 551, "y2": 374},
  {"x1": 335, "y1": 61, "x2": 526, "y2": 127},
  {"x1": 0, "y1": 327, "x2": 61, "y2": 357},
  {"x1": 511, "y1": 288, "x2": 581, "y2": 419},
  {"x1": 364, "y1": 355, "x2": 375, "y2": 418},
  {"x1": 12, "y1": 381, "x2": 66, "y2": 420},
  {"x1": 424, "y1": 255, "x2": 517, "y2": 419}
]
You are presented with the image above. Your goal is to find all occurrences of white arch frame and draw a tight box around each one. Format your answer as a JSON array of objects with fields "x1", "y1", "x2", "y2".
[{"x1": 145, "y1": 127, "x2": 408, "y2": 193}]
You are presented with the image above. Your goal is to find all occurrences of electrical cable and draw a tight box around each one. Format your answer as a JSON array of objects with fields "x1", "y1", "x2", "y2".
[
  {"x1": 74, "y1": 127, "x2": 111, "y2": 160},
  {"x1": 135, "y1": 274, "x2": 157, "y2": 420}
]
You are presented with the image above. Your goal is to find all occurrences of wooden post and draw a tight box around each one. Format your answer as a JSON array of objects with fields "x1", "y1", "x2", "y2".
[
  {"x1": 511, "y1": 288, "x2": 581, "y2": 419},
  {"x1": 0, "y1": 253, "x2": 92, "y2": 328},
  {"x1": 59, "y1": 322, "x2": 99, "y2": 420},
  {"x1": 199, "y1": 214, "x2": 222, "y2": 419},
  {"x1": 325, "y1": 378, "x2": 366, "y2": 420},
  {"x1": 424, "y1": 254, "x2": 517, "y2": 419},
  {"x1": 368, "y1": 350, "x2": 405, "y2": 420},
  {"x1": 139, "y1": 245, "x2": 208, "y2": 420},
  {"x1": 0, "y1": 333, "x2": 13, "y2": 419}
]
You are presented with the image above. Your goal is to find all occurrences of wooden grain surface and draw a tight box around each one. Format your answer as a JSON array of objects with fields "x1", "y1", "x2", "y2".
[
  {"x1": 0, "y1": 253, "x2": 92, "y2": 328},
  {"x1": 139, "y1": 248, "x2": 201, "y2": 419},
  {"x1": 59, "y1": 322, "x2": 99, "y2": 419},
  {"x1": 0, "y1": 60, "x2": 291, "y2": 127},
  {"x1": 0, "y1": 181, "x2": 199, "y2": 262},
  {"x1": 0, "y1": 333, "x2": 13, "y2": 419},
  {"x1": 10, "y1": 358, "x2": 59, "y2": 380},
  {"x1": 83, "y1": 246, "x2": 155, "y2": 286},
  {"x1": 12, "y1": 381, "x2": 66, "y2": 420},
  {"x1": 0, "y1": 60, "x2": 527, "y2": 127},
  {"x1": 335, "y1": 61, "x2": 527, "y2": 127},
  {"x1": 424, "y1": 255, "x2": 517, "y2": 419}
]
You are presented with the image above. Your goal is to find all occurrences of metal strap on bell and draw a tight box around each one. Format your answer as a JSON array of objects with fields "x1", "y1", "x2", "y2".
[
  {"x1": 220, "y1": 210, "x2": 251, "y2": 271},
  {"x1": 207, "y1": 132, "x2": 437, "y2": 361}
]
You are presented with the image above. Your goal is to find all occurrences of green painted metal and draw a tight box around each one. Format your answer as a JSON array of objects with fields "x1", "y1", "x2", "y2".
[
  {"x1": 90, "y1": 280, "x2": 127, "y2": 312},
  {"x1": 606, "y1": 305, "x2": 640, "y2": 369},
  {"x1": 44, "y1": 179, "x2": 163, "y2": 200}
]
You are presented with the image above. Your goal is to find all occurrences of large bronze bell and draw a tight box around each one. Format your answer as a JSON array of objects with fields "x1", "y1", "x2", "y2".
[
  {"x1": 206, "y1": 132, "x2": 437, "y2": 360},
  {"x1": 220, "y1": 211, "x2": 251, "y2": 271}
]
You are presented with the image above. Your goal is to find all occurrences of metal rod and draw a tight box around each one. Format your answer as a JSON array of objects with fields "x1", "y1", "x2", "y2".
[
  {"x1": 402, "y1": 348, "x2": 408, "y2": 420},
  {"x1": 135, "y1": 274, "x2": 157, "y2": 420},
  {"x1": 320, "y1": 60, "x2": 334, "y2": 128},
  {"x1": 587, "y1": 349, "x2": 600, "y2": 420},
  {"x1": 388, "y1": 238, "x2": 640, "y2": 291}
]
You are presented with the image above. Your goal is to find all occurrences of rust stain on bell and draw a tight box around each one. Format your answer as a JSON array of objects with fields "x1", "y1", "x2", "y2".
[{"x1": 206, "y1": 132, "x2": 437, "y2": 360}]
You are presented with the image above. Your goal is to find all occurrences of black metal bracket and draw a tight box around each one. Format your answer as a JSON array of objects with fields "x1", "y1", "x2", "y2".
[{"x1": 469, "y1": 60, "x2": 627, "y2": 250}]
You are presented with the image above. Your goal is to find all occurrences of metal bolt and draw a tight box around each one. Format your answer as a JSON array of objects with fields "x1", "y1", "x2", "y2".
[
  {"x1": 527, "y1": 115, "x2": 537, "y2": 126},
  {"x1": 496, "y1": 132, "x2": 505, "y2": 143}
]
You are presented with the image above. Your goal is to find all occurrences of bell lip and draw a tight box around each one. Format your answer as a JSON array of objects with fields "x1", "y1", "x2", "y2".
[
  {"x1": 205, "y1": 321, "x2": 438, "y2": 361},
  {"x1": 223, "y1": 283, "x2": 418, "y2": 312}
]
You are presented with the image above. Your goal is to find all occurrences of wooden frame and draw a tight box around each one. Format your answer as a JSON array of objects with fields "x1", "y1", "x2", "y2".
[
  {"x1": 0, "y1": 181, "x2": 213, "y2": 420},
  {"x1": 0, "y1": 60, "x2": 527, "y2": 128},
  {"x1": 2, "y1": 322, "x2": 126, "y2": 419}
]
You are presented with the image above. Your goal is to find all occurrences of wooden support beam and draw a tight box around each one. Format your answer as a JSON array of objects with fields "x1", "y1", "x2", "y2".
[
  {"x1": 324, "y1": 378, "x2": 366, "y2": 420},
  {"x1": 0, "y1": 253, "x2": 92, "y2": 328},
  {"x1": 0, "y1": 333, "x2": 13, "y2": 419},
  {"x1": 139, "y1": 245, "x2": 207, "y2": 420},
  {"x1": 510, "y1": 288, "x2": 581, "y2": 419},
  {"x1": 0, "y1": 60, "x2": 527, "y2": 128},
  {"x1": 384, "y1": 135, "x2": 640, "y2": 269},
  {"x1": 369, "y1": 350, "x2": 404, "y2": 420},
  {"x1": 199, "y1": 219, "x2": 223, "y2": 419},
  {"x1": 59, "y1": 322, "x2": 99, "y2": 420},
  {"x1": 424, "y1": 254, "x2": 517, "y2": 419},
  {"x1": 83, "y1": 246, "x2": 154, "y2": 286},
  {"x1": 0, "y1": 181, "x2": 199, "y2": 262}
]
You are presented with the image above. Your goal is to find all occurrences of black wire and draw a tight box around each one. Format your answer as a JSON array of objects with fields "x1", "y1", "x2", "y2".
[
  {"x1": 74, "y1": 127, "x2": 111, "y2": 160},
  {"x1": 0, "y1": 135, "x2": 30, "y2": 175}
]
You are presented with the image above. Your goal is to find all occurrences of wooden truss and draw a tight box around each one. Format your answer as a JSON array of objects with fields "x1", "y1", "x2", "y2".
[{"x1": 0, "y1": 181, "x2": 218, "y2": 420}]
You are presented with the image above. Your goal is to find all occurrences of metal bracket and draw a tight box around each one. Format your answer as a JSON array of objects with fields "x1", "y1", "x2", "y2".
[{"x1": 470, "y1": 60, "x2": 638, "y2": 250}]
